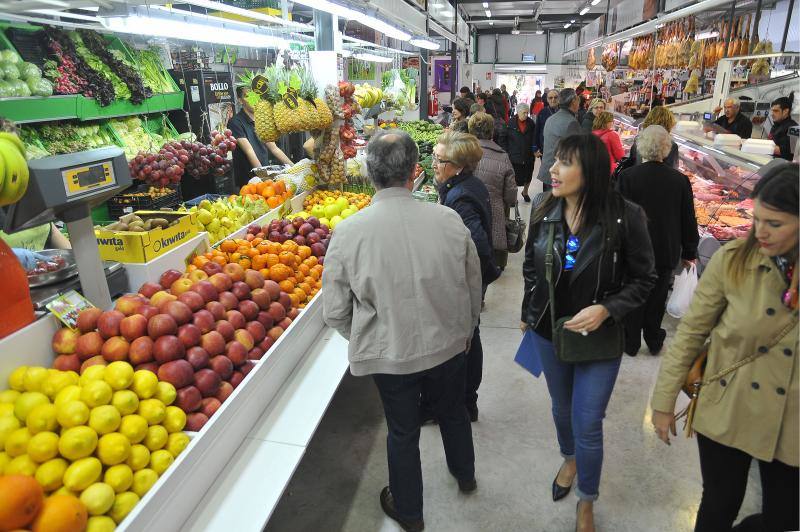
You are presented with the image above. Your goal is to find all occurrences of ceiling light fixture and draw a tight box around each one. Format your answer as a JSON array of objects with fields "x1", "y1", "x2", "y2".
[
  {"x1": 181, "y1": 0, "x2": 313, "y2": 30},
  {"x1": 485, "y1": 10, "x2": 492, "y2": 17},
  {"x1": 353, "y1": 52, "x2": 393, "y2": 63},
  {"x1": 291, "y1": 0, "x2": 412, "y2": 40},
  {"x1": 482, "y1": 2, "x2": 489, "y2": 7},
  {"x1": 591, "y1": 0, "x2": 602, "y2": 4},
  {"x1": 695, "y1": 30, "x2": 719, "y2": 40},
  {"x1": 579, "y1": 6, "x2": 590, "y2": 15},
  {"x1": 489, "y1": 21, "x2": 494, "y2": 25},
  {"x1": 564, "y1": 22, "x2": 572, "y2": 28},
  {"x1": 410, "y1": 36, "x2": 441, "y2": 50},
  {"x1": 511, "y1": 28, "x2": 520, "y2": 34}
]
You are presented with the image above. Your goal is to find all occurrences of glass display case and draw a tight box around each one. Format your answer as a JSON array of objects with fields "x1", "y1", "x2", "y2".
[{"x1": 611, "y1": 112, "x2": 641, "y2": 154}]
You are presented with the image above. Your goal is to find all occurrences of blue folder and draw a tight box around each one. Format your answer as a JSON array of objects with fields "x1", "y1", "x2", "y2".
[{"x1": 514, "y1": 329, "x2": 551, "y2": 377}]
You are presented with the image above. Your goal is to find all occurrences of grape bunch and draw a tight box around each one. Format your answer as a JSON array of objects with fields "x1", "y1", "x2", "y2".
[
  {"x1": 183, "y1": 129, "x2": 237, "y2": 179},
  {"x1": 129, "y1": 147, "x2": 185, "y2": 187}
]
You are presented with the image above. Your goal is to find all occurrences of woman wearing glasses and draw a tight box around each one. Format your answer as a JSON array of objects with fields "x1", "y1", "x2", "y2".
[
  {"x1": 520, "y1": 134, "x2": 655, "y2": 532},
  {"x1": 651, "y1": 162, "x2": 799, "y2": 532}
]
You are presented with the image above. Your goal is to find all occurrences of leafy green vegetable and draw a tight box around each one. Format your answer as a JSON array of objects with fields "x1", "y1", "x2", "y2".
[
  {"x1": 0, "y1": 80, "x2": 12, "y2": 98},
  {"x1": 0, "y1": 50, "x2": 20, "y2": 64},
  {"x1": 70, "y1": 32, "x2": 131, "y2": 100},
  {"x1": 1, "y1": 61, "x2": 20, "y2": 81},
  {"x1": 19, "y1": 62, "x2": 41, "y2": 82},
  {"x1": 30, "y1": 78, "x2": 53, "y2": 96},
  {"x1": 130, "y1": 49, "x2": 175, "y2": 93}
]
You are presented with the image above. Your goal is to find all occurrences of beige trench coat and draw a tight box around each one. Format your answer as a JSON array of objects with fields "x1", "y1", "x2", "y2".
[{"x1": 651, "y1": 239, "x2": 799, "y2": 466}]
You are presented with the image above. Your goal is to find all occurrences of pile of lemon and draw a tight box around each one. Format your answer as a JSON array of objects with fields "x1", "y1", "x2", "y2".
[{"x1": 0, "y1": 362, "x2": 190, "y2": 530}]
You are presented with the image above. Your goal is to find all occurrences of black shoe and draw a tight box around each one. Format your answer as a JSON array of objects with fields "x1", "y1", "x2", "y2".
[
  {"x1": 522, "y1": 193, "x2": 531, "y2": 202},
  {"x1": 466, "y1": 404, "x2": 479, "y2": 422},
  {"x1": 380, "y1": 487, "x2": 425, "y2": 531},
  {"x1": 647, "y1": 329, "x2": 667, "y2": 355},
  {"x1": 552, "y1": 467, "x2": 573, "y2": 501},
  {"x1": 458, "y1": 477, "x2": 477, "y2": 493}
]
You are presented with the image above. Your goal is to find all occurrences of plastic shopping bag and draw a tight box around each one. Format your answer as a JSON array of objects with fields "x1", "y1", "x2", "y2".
[{"x1": 666, "y1": 264, "x2": 698, "y2": 319}]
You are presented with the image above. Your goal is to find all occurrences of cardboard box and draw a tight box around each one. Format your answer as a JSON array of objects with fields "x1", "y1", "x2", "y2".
[{"x1": 95, "y1": 211, "x2": 199, "y2": 264}]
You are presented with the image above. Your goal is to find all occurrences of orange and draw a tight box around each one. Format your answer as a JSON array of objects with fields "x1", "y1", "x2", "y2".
[
  {"x1": 269, "y1": 264, "x2": 292, "y2": 282},
  {"x1": 265, "y1": 254, "x2": 279, "y2": 268},
  {"x1": 0, "y1": 475, "x2": 44, "y2": 530},
  {"x1": 281, "y1": 241, "x2": 298, "y2": 253},
  {"x1": 278, "y1": 251, "x2": 296, "y2": 267},
  {"x1": 32, "y1": 494, "x2": 87, "y2": 532},
  {"x1": 293, "y1": 288, "x2": 307, "y2": 302},
  {"x1": 279, "y1": 280, "x2": 295, "y2": 293},
  {"x1": 263, "y1": 186, "x2": 276, "y2": 198},
  {"x1": 304, "y1": 256, "x2": 318, "y2": 268},
  {"x1": 229, "y1": 252, "x2": 242, "y2": 263},
  {"x1": 220, "y1": 240, "x2": 237, "y2": 253},
  {"x1": 297, "y1": 246, "x2": 312, "y2": 260},
  {"x1": 267, "y1": 196, "x2": 281, "y2": 209},
  {"x1": 252, "y1": 255, "x2": 267, "y2": 270},
  {"x1": 297, "y1": 264, "x2": 311, "y2": 277},
  {"x1": 267, "y1": 242, "x2": 281, "y2": 255},
  {"x1": 298, "y1": 282, "x2": 313, "y2": 296},
  {"x1": 237, "y1": 258, "x2": 251, "y2": 270},
  {"x1": 245, "y1": 234, "x2": 255, "y2": 242},
  {"x1": 245, "y1": 248, "x2": 259, "y2": 259},
  {"x1": 252, "y1": 238, "x2": 263, "y2": 247},
  {"x1": 274, "y1": 180, "x2": 286, "y2": 194},
  {"x1": 288, "y1": 294, "x2": 300, "y2": 307}
]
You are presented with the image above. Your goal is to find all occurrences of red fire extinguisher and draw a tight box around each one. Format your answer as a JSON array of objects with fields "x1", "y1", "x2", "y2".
[{"x1": 428, "y1": 87, "x2": 439, "y2": 118}]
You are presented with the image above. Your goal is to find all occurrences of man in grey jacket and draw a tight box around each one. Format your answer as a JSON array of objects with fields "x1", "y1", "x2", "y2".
[
  {"x1": 323, "y1": 130, "x2": 483, "y2": 532},
  {"x1": 536, "y1": 88, "x2": 583, "y2": 189}
]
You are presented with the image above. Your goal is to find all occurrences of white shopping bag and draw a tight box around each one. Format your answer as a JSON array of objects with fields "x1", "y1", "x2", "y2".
[{"x1": 666, "y1": 264, "x2": 698, "y2": 319}]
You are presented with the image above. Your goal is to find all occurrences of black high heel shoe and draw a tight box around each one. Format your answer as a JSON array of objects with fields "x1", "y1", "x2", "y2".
[{"x1": 552, "y1": 467, "x2": 573, "y2": 501}]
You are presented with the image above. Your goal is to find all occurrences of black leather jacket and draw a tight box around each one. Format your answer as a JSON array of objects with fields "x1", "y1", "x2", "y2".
[{"x1": 521, "y1": 193, "x2": 656, "y2": 328}]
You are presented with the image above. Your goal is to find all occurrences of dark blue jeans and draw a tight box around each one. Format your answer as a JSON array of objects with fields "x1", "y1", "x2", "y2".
[
  {"x1": 373, "y1": 354, "x2": 475, "y2": 521},
  {"x1": 536, "y1": 332, "x2": 622, "y2": 500}
]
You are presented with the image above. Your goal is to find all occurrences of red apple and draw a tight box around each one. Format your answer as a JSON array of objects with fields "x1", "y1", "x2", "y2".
[
  {"x1": 97, "y1": 310, "x2": 125, "y2": 339},
  {"x1": 200, "y1": 397, "x2": 222, "y2": 418},
  {"x1": 250, "y1": 288, "x2": 270, "y2": 310},
  {"x1": 215, "y1": 381, "x2": 234, "y2": 402},
  {"x1": 310, "y1": 242, "x2": 326, "y2": 258},
  {"x1": 54, "y1": 354, "x2": 81, "y2": 372},
  {"x1": 231, "y1": 281, "x2": 251, "y2": 301},
  {"x1": 120, "y1": 314, "x2": 148, "y2": 342},
  {"x1": 208, "y1": 273, "x2": 233, "y2": 292},
  {"x1": 245, "y1": 321, "x2": 266, "y2": 344},
  {"x1": 243, "y1": 270, "x2": 265, "y2": 290},
  {"x1": 52, "y1": 328, "x2": 80, "y2": 355},
  {"x1": 135, "y1": 362, "x2": 159, "y2": 374},
  {"x1": 187, "y1": 269, "x2": 209, "y2": 284},
  {"x1": 186, "y1": 346, "x2": 210, "y2": 370},
  {"x1": 222, "y1": 263, "x2": 245, "y2": 282},
  {"x1": 215, "y1": 320, "x2": 235, "y2": 342},
  {"x1": 170, "y1": 278, "x2": 194, "y2": 296},
  {"x1": 150, "y1": 291, "x2": 177, "y2": 310},
  {"x1": 159, "y1": 269, "x2": 183, "y2": 289},
  {"x1": 129, "y1": 336, "x2": 154, "y2": 365},
  {"x1": 190, "y1": 281, "x2": 218, "y2": 303},
  {"x1": 194, "y1": 368, "x2": 221, "y2": 397},
  {"x1": 114, "y1": 294, "x2": 146, "y2": 316},
  {"x1": 258, "y1": 336, "x2": 275, "y2": 353},
  {"x1": 192, "y1": 310, "x2": 215, "y2": 334},
  {"x1": 229, "y1": 371, "x2": 244, "y2": 389},
  {"x1": 233, "y1": 329, "x2": 254, "y2": 351},
  {"x1": 225, "y1": 310, "x2": 246, "y2": 330},
  {"x1": 178, "y1": 291, "x2": 205, "y2": 312},
  {"x1": 185, "y1": 412, "x2": 208, "y2": 431},
  {"x1": 164, "y1": 301, "x2": 193, "y2": 326},
  {"x1": 225, "y1": 341, "x2": 248, "y2": 366},
  {"x1": 201, "y1": 261, "x2": 223, "y2": 277},
  {"x1": 201, "y1": 331, "x2": 226, "y2": 357},
  {"x1": 101, "y1": 336, "x2": 129, "y2": 362},
  {"x1": 287, "y1": 308, "x2": 300, "y2": 320},
  {"x1": 158, "y1": 359, "x2": 194, "y2": 389},
  {"x1": 138, "y1": 282, "x2": 162, "y2": 299},
  {"x1": 267, "y1": 302, "x2": 286, "y2": 322},
  {"x1": 80, "y1": 355, "x2": 107, "y2": 373},
  {"x1": 248, "y1": 346, "x2": 265, "y2": 360},
  {"x1": 177, "y1": 323, "x2": 202, "y2": 349},
  {"x1": 263, "y1": 280, "x2": 281, "y2": 301},
  {"x1": 205, "y1": 301, "x2": 226, "y2": 321},
  {"x1": 148, "y1": 314, "x2": 178, "y2": 339},
  {"x1": 209, "y1": 355, "x2": 233, "y2": 380},
  {"x1": 76, "y1": 332, "x2": 104, "y2": 361},
  {"x1": 218, "y1": 291, "x2": 238, "y2": 311},
  {"x1": 267, "y1": 326, "x2": 284, "y2": 341},
  {"x1": 278, "y1": 292, "x2": 292, "y2": 312},
  {"x1": 241, "y1": 361, "x2": 256, "y2": 376},
  {"x1": 139, "y1": 305, "x2": 159, "y2": 321},
  {"x1": 278, "y1": 317, "x2": 293, "y2": 331},
  {"x1": 238, "y1": 300, "x2": 260, "y2": 321},
  {"x1": 153, "y1": 335, "x2": 185, "y2": 364},
  {"x1": 76, "y1": 308, "x2": 103, "y2": 333},
  {"x1": 256, "y1": 311, "x2": 274, "y2": 330},
  {"x1": 175, "y1": 386, "x2": 203, "y2": 413}
]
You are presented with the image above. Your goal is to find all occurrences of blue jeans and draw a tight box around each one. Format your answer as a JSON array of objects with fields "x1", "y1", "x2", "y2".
[{"x1": 536, "y1": 332, "x2": 622, "y2": 500}]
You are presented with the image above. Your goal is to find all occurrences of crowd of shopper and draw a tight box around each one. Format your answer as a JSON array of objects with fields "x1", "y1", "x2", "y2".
[{"x1": 322, "y1": 88, "x2": 799, "y2": 532}]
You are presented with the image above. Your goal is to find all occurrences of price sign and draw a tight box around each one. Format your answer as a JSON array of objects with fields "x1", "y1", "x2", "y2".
[
  {"x1": 46, "y1": 291, "x2": 95, "y2": 330},
  {"x1": 251, "y1": 75, "x2": 269, "y2": 96}
]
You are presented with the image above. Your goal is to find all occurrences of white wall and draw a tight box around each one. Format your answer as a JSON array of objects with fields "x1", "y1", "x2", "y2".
[{"x1": 476, "y1": 32, "x2": 569, "y2": 63}]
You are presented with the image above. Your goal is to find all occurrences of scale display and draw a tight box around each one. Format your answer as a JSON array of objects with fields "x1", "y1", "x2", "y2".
[{"x1": 62, "y1": 160, "x2": 116, "y2": 198}]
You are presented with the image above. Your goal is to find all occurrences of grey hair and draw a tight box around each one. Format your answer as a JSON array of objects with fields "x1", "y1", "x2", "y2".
[
  {"x1": 547, "y1": 90, "x2": 559, "y2": 99},
  {"x1": 366, "y1": 129, "x2": 419, "y2": 189},
  {"x1": 724, "y1": 97, "x2": 741, "y2": 109},
  {"x1": 637, "y1": 125, "x2": 672, "y2": 162},
  {"x1": 470, "y1": 103, "x2": 484, "y2": 114},
  {"x1": 559, "y1": 88, "x2": 577, "y2": 108},
  {"x1": 516, "y1": 102, "x2": 530, "y2": 113}
]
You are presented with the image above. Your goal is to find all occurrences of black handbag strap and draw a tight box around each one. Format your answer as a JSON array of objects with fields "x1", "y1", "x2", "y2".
[{"x1": 545, "y1": 223, "x2": 558, "y2": 338}]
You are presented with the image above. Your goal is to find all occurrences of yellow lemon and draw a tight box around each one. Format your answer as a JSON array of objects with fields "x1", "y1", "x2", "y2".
[
  {"x1": 97, "y1": 432, "x2": 131, "y2": 466},
  {"x1": 59, "y1": 425, "x2": 98, "y2": 461},
  {"x1": 89, "y1": 405, "x2": 121, "y2": 435},
  {"x1": 8, "y1": 366, "x2": 28, "y2": 391},
  {"x1": 0, "y1": 415, "x2": 21, "y2": 449},
  {"x1": 26, "y1": 403, "x2": 58, "y2": 434},
  {"x1": 81, "y1": 380, "x2": 113, "y2": 408},
  {"x1": 87, "y1": 515, "x2": 117, "y2": 532},
  {"x1": 149, "y1": 449, "x2": 174, "y2": 475},
  {"x1": 52, "y1": 486, "x2": 78, "y2": 497},
  {"x1": 126, "y1": 444, "x2": 150, "y2": 471},
  {"x1": 119, "y1": 414, "x2": 148, "y2": 444},
  {"x1": 23, "y1": 366, "x2": 49, "y2": 392},
  {"x1": 111, "y1": 390, "x2": 139, "y2": 416},
  {"x1": 56, "y1": 400, "x2": 90, "y2": 429},
  {"x1": 41, "y1": 371, "x2": 76, "y2": 399},
  {"x1": 54, "y1": 384, "x2": 82, "y2": 407},
  {"x1": 162, "y1": 406, "x2": 186, "y2": 434},
  {"x1": 143, "y1": 425, "x2": 168, "y2": 452},
  {"x1": 27, "y1": 431, "x2": 59, "y2": 462},
  {"x1": 80, "y1": 482, "x2": 116, "y2": 515},
  {"x1": 80, "y1": 365, "x2": 106, "y2": 386},
  {"x1": 0, "y1": 451, "x2": 10, "y2": 474},
  {"x1": 5, "y1": 454, "x2": 37, "y2": 476},
  {"x1": 35, "y1": 457, "x2": 68, "y2": 491},
  {"x1": 131, "y1": 468, "x2": 159, "y2": 498},
  {"x1": 137, "y1": 399, "x2": 166, "y2": 426},
  {"x1": 63, "y1": 456, "x2": 102, "y2": 491},
  {"x1": 13, "y1": 391, "x2": 49, "y2": 422},
  {"x1": 154, "y1": 381, "x2": 176, "y2": 405},
  {"x1": 0, "y1": 389, "x2": 20, "y2": 404},
  {"x1": 109, "y1": 491, "x2": 140, "y2": 524},
  {"x1": 0, "y1": 403, "x2": 13, "y2": 417},
  {"x1": 166, "y1": 432, "x2": 190, "y2": 458},
  {"x1": 131, "y1": 370, "x2": 158, "y2": 399},
  {"x1": 105, "y1": 361, "x2": 134, "y2": 391},
  {"x1": 5, "y1": 427, "x2": 32, "y2": 457},
  {"x1": 104, "y1": 463, "x2": 134, "y2": 493}
]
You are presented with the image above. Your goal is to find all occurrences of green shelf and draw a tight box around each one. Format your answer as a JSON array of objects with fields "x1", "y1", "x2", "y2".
[
  {"x1": 76, "y1": 92, "x2": 185, "y2": 121},
  {"x1": 0, "y1": 95, "x2": 78, "y2": 123}
]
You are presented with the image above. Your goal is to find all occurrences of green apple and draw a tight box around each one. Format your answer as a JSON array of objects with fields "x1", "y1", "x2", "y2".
[
  {"x1": 340, "y1": 209, "x2": 354, "y2": 218},
  {"x1": 335, "y1": 197, "x2": 349, "y2": 210},
  {"x1": 319, "y1": 217, "x2": 330, "y2": 228},
  {"x1": 311, "y1": 205, "x2": 326, "y2": 218},
  {"x1": 330, "y1": 215, "x2": 343, "y2": 228},
  {"x1": 324, "y1": 204, "x2": 341, "y2": 219},
  {"x1": 349, "y1": 204, "x2": 359, "y2": 212},
  {"x1": 323, "y1": 197, "x2": 336, "y2": 206},
  {"x1": 197, "y1": 209, "x2": 213, "y2": 225}
]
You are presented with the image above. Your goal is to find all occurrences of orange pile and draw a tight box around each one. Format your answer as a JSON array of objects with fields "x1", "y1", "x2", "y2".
[
  {"x1": 190, "y1": 239, "x2": 322, "y2": 309},
  {"x1": 0, "y1": 475, "x2": 87, "y2": 532},
  {"x1": 239, "y1": 179, "x2": 293, "y2": 210}
]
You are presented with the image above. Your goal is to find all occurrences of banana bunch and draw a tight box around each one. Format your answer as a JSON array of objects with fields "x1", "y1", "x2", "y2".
[
  {"x1": 354, "y1": 84, "x2": 383, "y2": 110},
  {"x1": 0, "y1": 132, "x2": 29, "y2": 207}
]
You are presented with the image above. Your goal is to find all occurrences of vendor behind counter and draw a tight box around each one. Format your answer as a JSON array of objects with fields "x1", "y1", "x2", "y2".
[{"x1": 712, "y1": 97, "x2": 753, "y2": 139}]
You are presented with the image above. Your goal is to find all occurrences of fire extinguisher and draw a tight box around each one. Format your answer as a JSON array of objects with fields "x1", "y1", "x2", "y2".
[{"x1": 428, "y1": 87, "x2": 439, "y2": 118}]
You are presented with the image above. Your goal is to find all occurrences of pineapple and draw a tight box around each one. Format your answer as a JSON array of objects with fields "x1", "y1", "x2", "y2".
[
  {"x1": 272, "y1": 67, "x2": 304, "y2": 134},
  {"x1": 240, "y1": 69, "x2": 279, "y2": 142},
  {"x1": 297, "y1": 68, "x2": 320, "y2": 131}
]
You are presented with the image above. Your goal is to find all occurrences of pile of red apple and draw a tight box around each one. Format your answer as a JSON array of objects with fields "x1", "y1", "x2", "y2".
[
  {"x1": 50, "y1": 263, "x2": 300, "y2": 431},
  {"x1": 338, "y1": 82, "x2": 359, "y2": 160}
]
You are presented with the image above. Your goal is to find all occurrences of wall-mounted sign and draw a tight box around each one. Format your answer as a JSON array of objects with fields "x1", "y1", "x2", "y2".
[{"x1": 521, "y1": 54, "x2": 536, "y2": 63}]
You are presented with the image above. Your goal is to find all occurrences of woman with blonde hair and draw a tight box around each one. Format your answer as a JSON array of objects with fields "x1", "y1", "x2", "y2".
[
  {"x1": 592, "y1": 111, "x2": 625, "y2": 173},
  {"x1": 581, "y1": 98, "x2": 606, "y2": 133},
  {"x1": 630, "y1": 106, "x2": 679, "y2": 167}
]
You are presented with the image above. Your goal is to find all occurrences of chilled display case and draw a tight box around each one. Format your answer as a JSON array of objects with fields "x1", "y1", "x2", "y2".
[{"x1": 612, "y1": 112, "x2": 641, "y2": 154}]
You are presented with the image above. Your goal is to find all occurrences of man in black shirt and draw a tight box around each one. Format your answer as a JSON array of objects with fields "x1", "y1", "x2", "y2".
[
  {"x1": 228, "y1": 86, "x2": 293, "y2": 188},
  {"x1": 712, "y1": 98, "x2": 753, "y2": 139}
]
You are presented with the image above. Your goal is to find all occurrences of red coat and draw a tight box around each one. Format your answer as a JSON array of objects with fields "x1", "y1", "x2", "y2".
[{"x1": 593, "y1": 129, "x2": 625, "y2": 173}]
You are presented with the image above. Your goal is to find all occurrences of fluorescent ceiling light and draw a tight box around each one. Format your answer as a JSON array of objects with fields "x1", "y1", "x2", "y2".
[
  {"x1": 485, "y1": 10, "x2": 492, "y2": 17},
  {"x1": 571, "y1": 19, "x2": 576, "y2": 22},
  {"x1": 511, "y1": 29, "x2": 520, "y2": 34},
  {"x1": 695, "y1": 30, "x2": 719, "y2": 40},
  {"x1": 489, "y1": 21, "x2": 494, "y2": 25},
  {"x1": 29, "y1": 9, "x2": 99, "y2": 22},
  {"x1": 181, "y1": 0, "x2": 313, "y2": 30},
  {"x1": 579, "y1": 6, "x2": 590, "y2": 15},
  {"x1": 410, "y1": 37, "x2": 441, "y2": 50},
  {"x1": 564, "y1": 22, "x2": 572, "y2": 28},
  {"x1": 482, "y1": 2, "x2": 489, "y2": 7},
  {"x1": 100, "y1": 6, "x2": 291, "y2": 48},
  {"x1": 292, "y1": 0, "x2": 411, "y2": 40},
  {"x1": 591, "y1": 0, "x2": 602, "y2": 4},
  {"x1": 352, "y1": 52, "x2": 393, "y2": 63},
  {"x1": 536, "y1": 29, "x2": 544, "y2": 34}
]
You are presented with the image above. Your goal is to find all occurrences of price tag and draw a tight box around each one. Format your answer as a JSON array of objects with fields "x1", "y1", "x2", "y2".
[
  {"x1": 251, "y1": 75, "x2": 269, "y2": 96},
  {"x1": 46, "y1": 290, "x2": 95, "y2": 330}
]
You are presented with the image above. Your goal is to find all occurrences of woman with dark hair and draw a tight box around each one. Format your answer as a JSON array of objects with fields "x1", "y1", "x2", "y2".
[
  {"x1": 506, "y1": 103, "x2": 537, "y2": 202},
  {"x1": 450, "y1": 97, "x2": 472, "y2": 131},
  {"x1": 521, "y1": 134, "x2": 656, "y2": 532},
  {"x1": 482, "y1": 92, "x2": 508, "y2": 150},
  {"x1": 652, "y1": 160, "x2": 799, "y2": 532},
  {"x1": 768, "y1": 92, "x2": 797, "y2": 160},
  {"x1": 491, "y1": 88, "x2": 508, "y2": 123},
  {"x1": 532, "y1": 90, "x2": 544, "y2": 116}
]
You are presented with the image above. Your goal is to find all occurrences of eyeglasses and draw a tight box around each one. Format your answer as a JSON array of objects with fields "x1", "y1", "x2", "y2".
[
  {"x1": 432, "y1": 155, "x2": 453, "y2": 166},
  {"x1": 564, "y1": 235, "x2": 580, "y2": 271}
]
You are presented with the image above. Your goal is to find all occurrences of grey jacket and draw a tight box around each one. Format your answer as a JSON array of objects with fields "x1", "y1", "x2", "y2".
[
  {"x1": 537, "y1": 108, "x2": 582, "y2": 184},
  {"x1": 322, "y1": 187, "x2": 483, "y2": 377},
  {"x1": 474, "y1": 139, "x2": 517, "y2": 250}
]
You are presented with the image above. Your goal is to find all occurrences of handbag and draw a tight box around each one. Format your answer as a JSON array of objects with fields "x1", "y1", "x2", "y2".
[
  {"x1": 506, "y1": 203, "x2": 526, "y2": 253},
  {"x1": 611, "y1": 156, "x2": 634, "y2": 184},
  {"x1": 677, "y1": 318, "x2": 796, "y2": 437},
  {"x1": 545, "y1": 223, "x2": 624, "y2": 364}
]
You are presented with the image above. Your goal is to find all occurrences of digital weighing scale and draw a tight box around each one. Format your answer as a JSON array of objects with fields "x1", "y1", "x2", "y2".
[{"x1": 5, "y1": 147, "x2": 132, "y2": 310}]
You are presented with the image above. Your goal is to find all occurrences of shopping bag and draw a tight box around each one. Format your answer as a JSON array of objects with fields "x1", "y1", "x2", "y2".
[
  {"x1": 514, "y1": 329, "x2": 552, "y2": 378},
  {"x1": 666, "y1": 264, "x2": 698, "y2": 319}
]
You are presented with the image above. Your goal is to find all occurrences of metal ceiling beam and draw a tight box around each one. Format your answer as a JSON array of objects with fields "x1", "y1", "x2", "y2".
[{"x1": 469, "y1": 13, "x2": 600, "y2": 22}]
